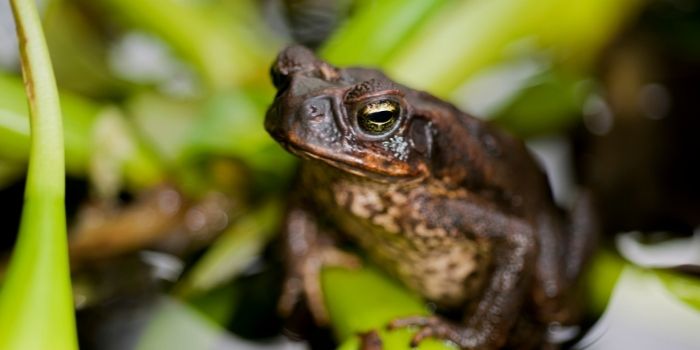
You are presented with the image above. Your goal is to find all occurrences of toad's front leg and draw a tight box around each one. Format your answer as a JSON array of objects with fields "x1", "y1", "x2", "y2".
[
  {"x1": 278, "y1": 206, "x2": 361, "y2": 326},
  {"x1": 390, "y1": 205, "x2": 536, "y2": 349}
]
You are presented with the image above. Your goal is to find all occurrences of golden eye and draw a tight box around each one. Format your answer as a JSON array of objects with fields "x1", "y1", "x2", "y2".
[{"x1": 357, "y1": 100, "x2": 399, "y2": 135}]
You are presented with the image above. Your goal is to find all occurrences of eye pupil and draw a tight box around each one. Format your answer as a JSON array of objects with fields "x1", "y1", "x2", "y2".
[
  {"x1": 367, "y1": 110, "x2": 393, "y2": 124},
  {"x1": 358, "y1": 100, "x2": 399, "y2": 135}
]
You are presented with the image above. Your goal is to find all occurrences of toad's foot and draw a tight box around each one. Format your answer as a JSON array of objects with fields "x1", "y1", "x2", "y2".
[
  {"x1": 358, "y1": 330, "x2": 383, "y2": 350},
  {"x1": 388, "y1": 316, "x2": 485, "y2": 349},
  {"x1": 279, "y1": 246, "x2": 361, "y2": 325}
]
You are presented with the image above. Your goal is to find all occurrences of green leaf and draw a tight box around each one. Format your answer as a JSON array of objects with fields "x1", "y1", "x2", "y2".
[
  {"x1": 136, "y1": 297, "x2": 226, "y2": 350},
  {"x1": 183, "y1": 89, "x2": 297, "y2": 180},
  {"x1": 657, "y1": 269, "x2": 700, "y2": 312},
  {"x1": 385, "y1": 0, "x2": 644, "y2": 97},
  {"x1": 92, "y1": 0, "x2": 278, "y2": 90},
  {"x1": 0, "y1": 160, "x2": 23, "y2": 188},
  {"x1": 0, "y1": 73, "x2": 164, "y2": 192},
  {"x1": 323, "y1": 267, "x2": 456, "y2": 350},
  {"x1": 583, "y1": 250, "x2": 629, "y2": 315},
  {"x1": 0, "y1": 72, "x2": 95, "y2": 174},
  {"x1": 321, "y1": 0, "x2": 451, "y2": 66},
  {"x1": 175, "y1": 201, "x2": 282, "y2": 297},
  {"x1": 492, "y1": 71, "x2": 590, "y2": 136}
]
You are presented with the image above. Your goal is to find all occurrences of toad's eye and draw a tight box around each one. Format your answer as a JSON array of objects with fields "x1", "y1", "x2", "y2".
[{"x1": 357, "y1": 100, "x2": 400, "y2": 135}]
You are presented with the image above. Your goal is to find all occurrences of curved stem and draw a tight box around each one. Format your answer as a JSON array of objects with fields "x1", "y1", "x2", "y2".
[{"x1": 0, "y1": 1, "x2": 78, "y2": 349}]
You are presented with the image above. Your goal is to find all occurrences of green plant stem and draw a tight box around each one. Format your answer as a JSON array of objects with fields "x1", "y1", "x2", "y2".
[{"x1": 0, "y1": 0, "x2": 78, "y2": 349}]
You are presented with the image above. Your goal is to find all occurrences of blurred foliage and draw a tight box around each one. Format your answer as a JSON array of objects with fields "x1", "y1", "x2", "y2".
[
  {"x1": 136, "y1": 297, "x2": 229, "y2": 350},
  {"x1": 584, "y1": 251, "x2": 626, "y2": 316},
  {"x1": 0, "y1": 0, "x2": 647, "y2": 192},
  {"x1": 0, "y1": 74, "x2": 164, "y2": 194},
  {"x1": 2, "y1": 0, "x2": 697, "y2": 349},
  {"x1": 88, "y1": 0, "x2": 276, "y2": 91},
  {"x1": 175, "y1": 201, "x2": 281, "y2": 297},
  {"x1": 0, "y1": 73, "x2": 96, "y2": 174}
]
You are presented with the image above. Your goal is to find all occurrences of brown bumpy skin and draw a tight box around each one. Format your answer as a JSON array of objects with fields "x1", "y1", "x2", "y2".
[{"x1": 266, "y1": 45, "x2": 598, "y2": 349}]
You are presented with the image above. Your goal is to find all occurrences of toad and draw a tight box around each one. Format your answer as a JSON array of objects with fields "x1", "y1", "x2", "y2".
[{"x1": 265, "y1": 46, "x2": 597, "y2": 349}]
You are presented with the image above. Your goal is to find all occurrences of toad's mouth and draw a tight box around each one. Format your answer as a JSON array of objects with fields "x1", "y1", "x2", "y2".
[{"x1": 278, "y1": 140, "x2": 423, "y2": 183}]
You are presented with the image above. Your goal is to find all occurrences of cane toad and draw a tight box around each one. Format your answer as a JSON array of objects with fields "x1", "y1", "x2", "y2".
[{"x1": 265, "y1": 46, "x2": 597, "y2": 349}]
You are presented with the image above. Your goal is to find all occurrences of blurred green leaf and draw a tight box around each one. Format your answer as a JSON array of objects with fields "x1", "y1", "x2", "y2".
[
  {"x1": 137, "y1": 295, "x2": 295, "y2": 350},
  {"x1": 0, "y1": 73, "x2": 98, "y2": 174},
  {"x1": 0, "y1": 100, "x2": 30, "y2": 165},
  {"x1": 321, "y1": 0, "x2": 450, "y2": 66},
  {"x1": 175, "y1": 201, "x2": 281, "y2": 297},
  {"x1": 492, "y1": 71, "x2": 591, "y2": 136},
  {"x1": 584, "y1": 250, "x2": 631, "y2": 315},
  {"x1": 0, "y1": 160, "x2": 23, "y2": 187},
  {"x1": 579, "y1": 263, "x2": 700, "y2": 348},
  {"x1": 185, "y1": 282, "x2": 240, "y2": 327},
  {"x1": 93, "y1": 0, "x2": 278, "y2": 90},
  {"x1": 0, "y1": 0, "x2": 78, "y2": 348},
  {"x1": 184, "y1": 89, "x2": 297, "y2": 180},
  {"x1": 136, "y1": 297, "x2": 226, "y2": 350},
  {"x1": 44, "y1": 0, "x2": 134, "y2": 98},
  {"x1": 0, "y1": 73, "x2": 165, "y2": 192},
  {"x1": 657, "y1": 269, "x2": 700, "y2": 312},
  {"x1": 317, "y1": 0, "x2": 643, "y2": 136},
  {"x1": 585, "y1": 249, "x2": 700, "y2": 318},
  {"x1": 385, "y1": 0, "x2": 643, "y2": 97},
  {"x1": 127, "y1": 91, "x2": 201, "y2": 163},
  {"x1": 128, "y1": 89, "x2": 296, "y2": 194},
  {"x1": 90, "y1": 107, "x2": 165, "y2": 196}
]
